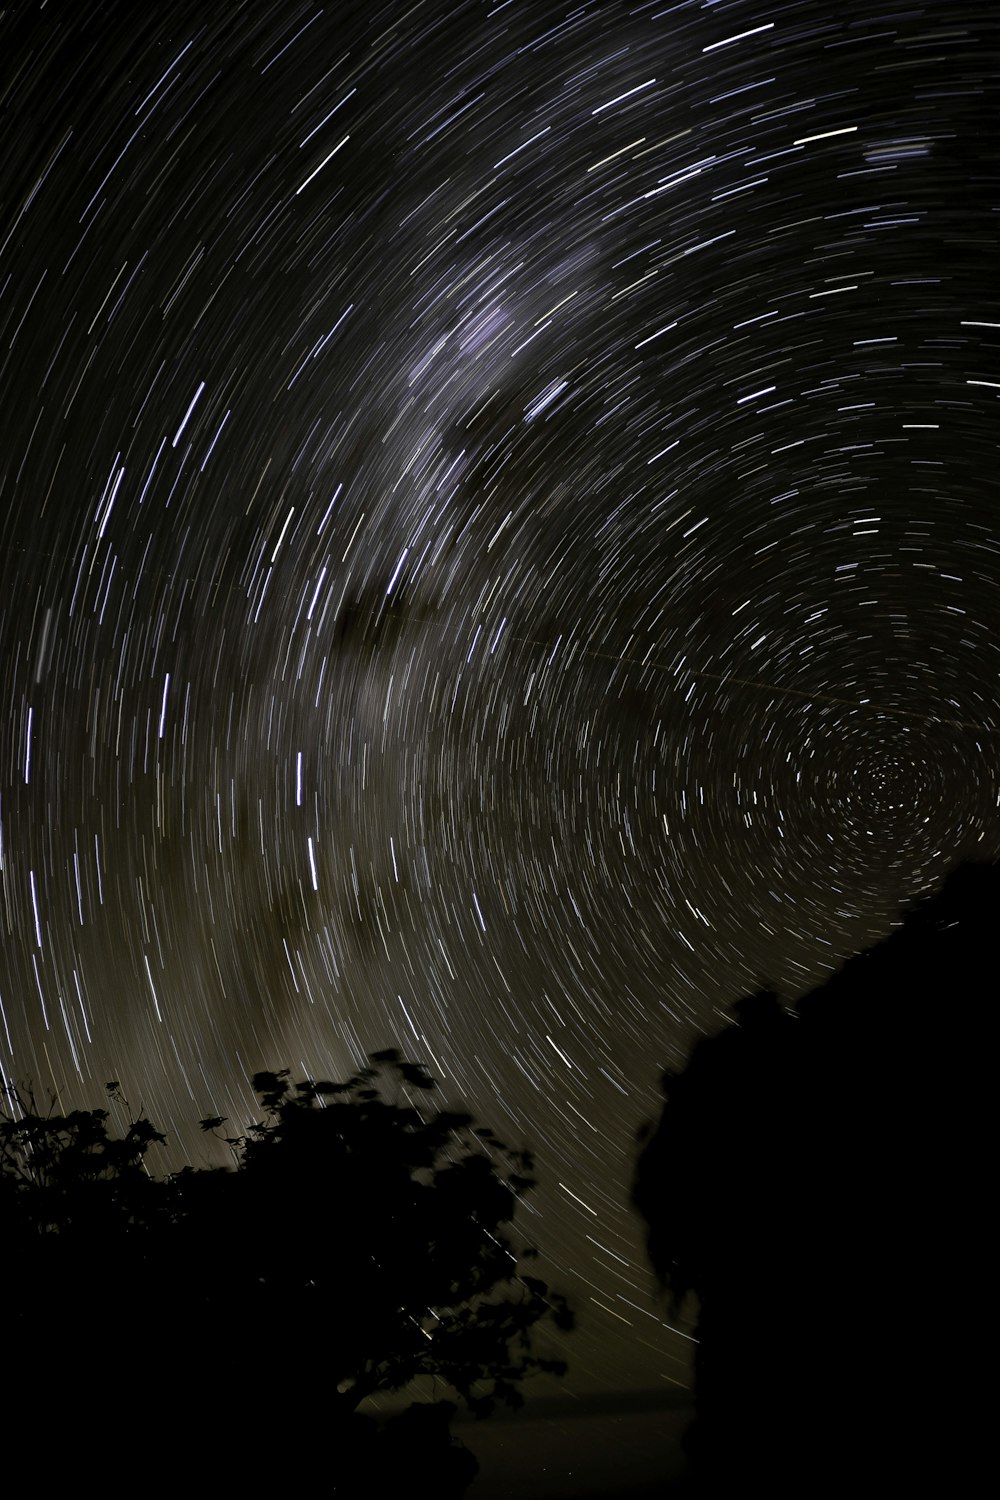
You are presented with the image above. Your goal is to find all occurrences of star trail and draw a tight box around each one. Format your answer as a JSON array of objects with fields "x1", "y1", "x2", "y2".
[{"x1": 0, "y1": 0, "x2": 997, "y2": 1394}]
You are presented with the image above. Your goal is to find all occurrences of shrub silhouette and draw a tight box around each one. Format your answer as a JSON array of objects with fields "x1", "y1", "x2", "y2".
[
  {"x1": 633, "y1": 861, "x2": 994, "y2": 1495},
  {"x1": 1, "y1": 1051, "x2": 571, "y2": 1492}
]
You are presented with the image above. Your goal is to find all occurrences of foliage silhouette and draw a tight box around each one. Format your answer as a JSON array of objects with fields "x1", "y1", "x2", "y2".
[
  {"x1": 186, "y1": 1050, "x2": 573, "y2": 1416},
  {"x1": 1, "y1": 1050, "x2": 571, "y2": 1492},
  {"x1": 633, "y1": 861, "x2": 994, "y2": 1495}
]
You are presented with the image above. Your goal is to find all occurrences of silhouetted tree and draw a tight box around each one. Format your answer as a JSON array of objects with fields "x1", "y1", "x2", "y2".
[
  {"x1": 0, "y1": 1081, "x2": 170, "y2": 1360},
  {"x1": 0, "y1": 1052, "x2": 570, "y2": 1494},
  {"x1": 179, "y1": 1053, "x2": 571, "y2": 1420},
  {"x1": 634, "y1": 862, "x2": 994, "y2": 1496}
]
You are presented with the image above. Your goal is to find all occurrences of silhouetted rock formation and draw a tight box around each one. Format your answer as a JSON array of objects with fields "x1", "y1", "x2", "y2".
[{"x1": 634, "y1": 860, "x2": 995, "y2": 1495}]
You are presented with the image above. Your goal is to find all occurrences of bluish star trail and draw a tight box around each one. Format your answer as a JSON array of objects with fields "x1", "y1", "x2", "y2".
[{"x1": 0, "y1": 0, "x2": 997, "y2": 1393}]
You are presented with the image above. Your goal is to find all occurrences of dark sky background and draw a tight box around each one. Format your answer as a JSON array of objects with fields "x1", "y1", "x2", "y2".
[{"x1": 1, "y1": 0, "x2": 997, "y2": 1401}]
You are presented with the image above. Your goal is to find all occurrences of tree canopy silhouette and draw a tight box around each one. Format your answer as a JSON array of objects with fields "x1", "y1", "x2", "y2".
[
  {"x1": 1, "y1": 1050, "x2": 571, "y2": 1492},
  {"x1": 633, "y1": 860, "x2": 994, "y2": 1496},
  {"x1": 180, "y1": 1049, "x2": 572, "y2": 1415}
]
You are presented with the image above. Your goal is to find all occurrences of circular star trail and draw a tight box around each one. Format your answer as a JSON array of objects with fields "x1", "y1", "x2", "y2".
[{"x1": 1, "y1": 0, "x2": 997, "y2": 1394}]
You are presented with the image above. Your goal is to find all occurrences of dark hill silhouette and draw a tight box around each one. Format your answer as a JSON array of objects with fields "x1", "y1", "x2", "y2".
[{"x1": 633, "y1": 860, "x2": 995, "y2": 1495}]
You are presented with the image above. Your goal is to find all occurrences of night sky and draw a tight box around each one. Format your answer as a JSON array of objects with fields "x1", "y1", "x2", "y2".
[{"x1": 1, "y1": 0, "x2": 997, "y2": 1398}]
